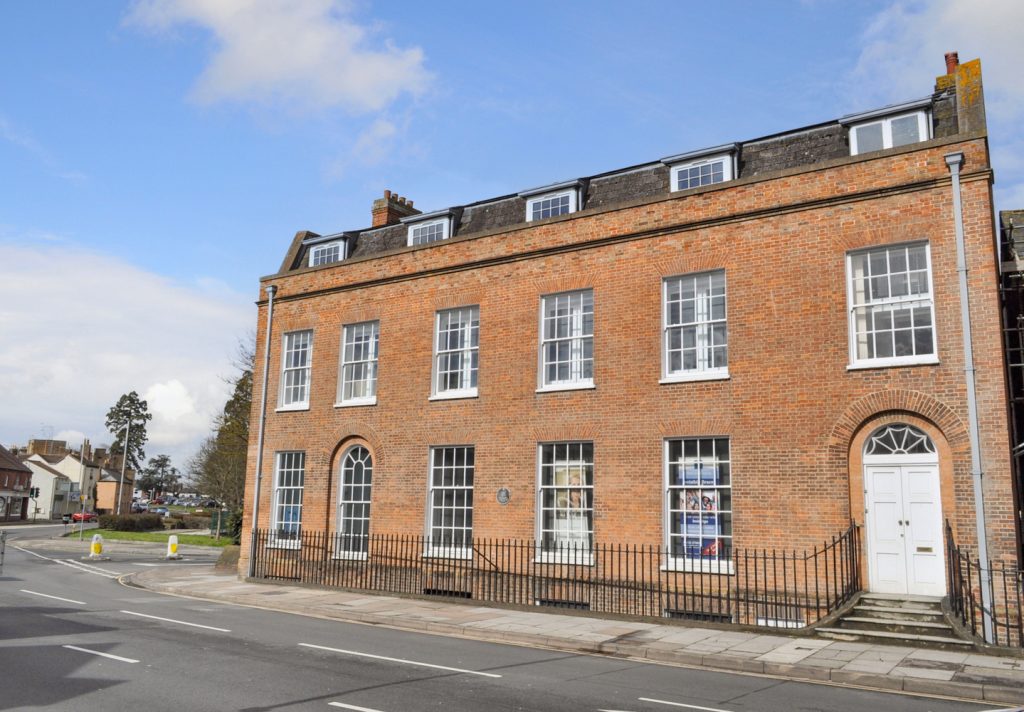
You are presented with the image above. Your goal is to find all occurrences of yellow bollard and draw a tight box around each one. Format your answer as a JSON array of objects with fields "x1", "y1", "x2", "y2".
[
  {"x1": 166, "y1": 534, "x2": 181, "y2": 560},
  {"x1": 89, "y1": 534, "x2": 103, "y2": 559}
]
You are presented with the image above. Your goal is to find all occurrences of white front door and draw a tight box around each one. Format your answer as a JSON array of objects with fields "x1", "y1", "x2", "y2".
[{"x1": 865, "y1": 464, "x2": 945, "y2": 596}]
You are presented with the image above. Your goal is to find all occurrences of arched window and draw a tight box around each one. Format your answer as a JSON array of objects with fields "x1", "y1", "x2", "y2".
[
  {"x1": 864, "y1": 424, "x2": 935, "y2": 456},
  {"x1": 337, "y1": 446, "x2": 372, "y2": 556}
]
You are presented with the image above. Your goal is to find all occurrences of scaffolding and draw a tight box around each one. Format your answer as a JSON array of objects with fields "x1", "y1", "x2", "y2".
[{"x1": 998, "y1": 210, "x2": 1024, "y2": 564}]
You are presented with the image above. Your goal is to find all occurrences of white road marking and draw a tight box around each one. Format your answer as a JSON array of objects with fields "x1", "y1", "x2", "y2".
[
  {"x1": 120, "y1": 610, "x2": 231, "y2": 632},
  {"x1": 328, "y1": 703, "x2": 388, "y2": 712},
  {"x1": 62, "y1": 645, "x2": 139, "y2": 664},
  {"x1": 62, "y1": 559, "x2": 121, "y2": 577},
  {"x1": 299, "y1": 643, "x2": 502, "y2": 678},
  {"x1": 19, "y1": 589, "x2": 87, "y2": 605},
  {"x1": 12, "y1": 545, "x2": 51, "y2": 559},
  {"x1": 638, "y1": 699, "x2": 732, "y2": 712},
  {"x1": 12, "y1": 546, "x2": 119, "y2": 578}
]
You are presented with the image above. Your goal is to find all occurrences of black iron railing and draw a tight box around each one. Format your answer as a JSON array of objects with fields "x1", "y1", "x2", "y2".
[
  {"x1": 249, "y1": 524, "x2": 860, "y2": 628},
  {"x1": 945, "y1": 520, "x2": 1024, "y2": 647}
]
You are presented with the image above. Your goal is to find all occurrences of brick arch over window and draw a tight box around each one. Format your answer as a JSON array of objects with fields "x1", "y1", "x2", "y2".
[{"x1": 322, "y1": 426, "x2": 386, "y2": 533}]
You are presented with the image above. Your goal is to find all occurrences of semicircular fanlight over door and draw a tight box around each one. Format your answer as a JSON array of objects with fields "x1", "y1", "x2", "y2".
[
  {"x1": 864, "y1": 424, "x2": 936, "y2": 457},
  {"x1": 336, "y1": 446, "x2": 372, "y2": 557}
]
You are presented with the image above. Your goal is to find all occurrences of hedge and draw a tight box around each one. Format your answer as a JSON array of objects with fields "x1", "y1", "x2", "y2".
[{"x1": 97, "y1": 513, "x2": 165, "y2": 532}]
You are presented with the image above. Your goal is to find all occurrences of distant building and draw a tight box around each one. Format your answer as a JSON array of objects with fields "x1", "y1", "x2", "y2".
[
  {"x1": 0, "y1": 444, "x2": 32, "y2": 522},
  {"x1": 22, "y1": 459, "x2": 73, "y2": 520}
]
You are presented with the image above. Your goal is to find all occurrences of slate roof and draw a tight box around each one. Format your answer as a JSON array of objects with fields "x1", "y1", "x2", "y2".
[{"x1": 0, "y1": 444, "x2": 31, "y2": 474}]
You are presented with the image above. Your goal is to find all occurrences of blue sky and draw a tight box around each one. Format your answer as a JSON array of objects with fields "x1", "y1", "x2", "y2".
[{"x1": 2, "y1": 0, "x2": 1022, "y2": 471}]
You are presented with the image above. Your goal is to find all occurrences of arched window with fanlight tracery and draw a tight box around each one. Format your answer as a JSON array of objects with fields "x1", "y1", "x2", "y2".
[{"x1": 336, "y1": 446, "x2": 372, "y2": 557}]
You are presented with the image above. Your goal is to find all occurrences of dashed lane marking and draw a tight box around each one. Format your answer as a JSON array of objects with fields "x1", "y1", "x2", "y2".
[{"x1": 299, "y1": 642, "x2": 502, "y2": 678}]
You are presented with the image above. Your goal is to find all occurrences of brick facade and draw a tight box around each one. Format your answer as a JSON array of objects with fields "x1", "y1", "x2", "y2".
[{"x1": 240, "y1": 59, "x2": 1018, "y2": 597}]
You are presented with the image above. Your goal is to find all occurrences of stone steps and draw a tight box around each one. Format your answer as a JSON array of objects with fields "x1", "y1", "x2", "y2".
[{"x1": 818, "y1": 594, "x2": 975, "y2": 649}]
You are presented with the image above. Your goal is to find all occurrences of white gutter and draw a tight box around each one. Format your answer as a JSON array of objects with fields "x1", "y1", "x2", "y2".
[
  {"x1": 945, "y1": 152, "x2": 995, "y2": 642},
  {"x1": 248, "y1": 284, "x2": 277, "y2": 578}
]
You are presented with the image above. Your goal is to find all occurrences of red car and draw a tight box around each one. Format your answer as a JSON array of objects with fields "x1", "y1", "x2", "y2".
[{"x1": 71, "y1": 511, "x2": 98, "y2": 523}]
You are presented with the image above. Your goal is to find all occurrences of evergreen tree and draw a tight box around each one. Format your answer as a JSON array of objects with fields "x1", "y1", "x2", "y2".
[{"x1": 105, "y1": 391, "x2": 153, "y2": 472}]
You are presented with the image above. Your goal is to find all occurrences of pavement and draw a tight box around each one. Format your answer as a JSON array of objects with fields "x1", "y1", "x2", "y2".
[{"x1": 124, "y1": 563, "x2": 1024, "y2": 706}]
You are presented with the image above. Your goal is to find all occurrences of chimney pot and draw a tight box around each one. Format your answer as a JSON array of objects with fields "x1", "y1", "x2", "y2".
[
  {"x1": 371, "y1": 188, "x2": 421, "y2": 227},
  {"x1": 384, "y1": 189, "x2": 392, "y2": 200},
  {"x1": 945, "y1": 51, "x2": 959, "y2": 74}
]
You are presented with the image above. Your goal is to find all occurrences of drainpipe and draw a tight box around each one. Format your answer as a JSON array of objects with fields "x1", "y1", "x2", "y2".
[
  {"x1": 248, "y1": 284, "x2": 277, "y2": 578},
  {"x1": 945, "y1": 152, "x2": 995, "y2": 642}
]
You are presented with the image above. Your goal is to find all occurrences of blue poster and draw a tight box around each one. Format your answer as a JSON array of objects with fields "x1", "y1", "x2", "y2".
[{"x1": 700, "y1": 464, "x2": 718, "y2": 486}]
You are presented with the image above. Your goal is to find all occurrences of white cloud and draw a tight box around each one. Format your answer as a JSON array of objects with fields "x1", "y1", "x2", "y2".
[
  {"x1": 0, "y1": 240, "x2": 252, "y2": 468},
  {"x1": 126, "y1": 0, "x2": 432, "y2": 113},
  {"x1": 849, "y1": 0, "x2": 1024, "y2": 210}
]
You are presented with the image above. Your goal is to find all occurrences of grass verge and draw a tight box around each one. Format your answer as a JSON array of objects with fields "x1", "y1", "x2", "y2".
[{"x1": 63, "y1": 528, "x2": 233, "y2": 547}]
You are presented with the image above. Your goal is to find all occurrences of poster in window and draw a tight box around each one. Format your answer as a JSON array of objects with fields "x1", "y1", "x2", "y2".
[
  {"x1": 701, "y1": 512, "x2": 719, "y2": 535},
  {"x1": 684, "y1": 537, "x2": 721, "y2": 559},
  {"x1": 683, "y1": 463, "x2": 700, "y2": 486},
  {"x1": 701, "y1": 491, "x2": 718, "y2": 511},
  {"x1": 684, "y1": 512, "x2": 702, "y2": 536},
  {"x1": 700, "y1": 464, "x2": 718, "y2": 486},
  {"x1": 685, "y1": 490, "x2": 701, "y2": 511}
]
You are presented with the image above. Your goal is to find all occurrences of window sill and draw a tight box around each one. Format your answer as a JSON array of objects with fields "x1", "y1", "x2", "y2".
[
  {"x1": 334, "y1": 397, "x2": 377, "y2": 408},
  {"x1": 660, "y1": 370, "x2": 729, "y2": 384},
  {"x1": 534, "y1": 552, "x2": 594, "y2": 566},
  {"x1": 847, "y1": 356, "x2": 939, "y2": 371},
  {"x1": 332, "y1": 551, "x2": 368, "y2": 561},
  {"x1": 536, "y1": 382, "x2": 595, "y2": 394},
  {"x1": 423, "y1": 548, "x2": 472, "y2": 560},
  {"x1": 428, "y1": 390, "x2": 478, "y2": 402},
  {"x1": 275, "y1": 404, "x2": 309, "y2": 413},
  {"x1": 662, "y1": 558, "x2": 735, "y2": 575}
]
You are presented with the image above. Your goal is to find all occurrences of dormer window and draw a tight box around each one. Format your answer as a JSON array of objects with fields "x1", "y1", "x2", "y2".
[
  {"x1": 662, "y1": 144, "x2": 738, "y2": 193},
  {"x1": 403, "y1": 210, "x2": 456, "y2": 247},
  {"x1": 519, "y1": 180, "x2": 585, "y2": 222},
  {"x1": 841, "y1": 98, "x2": 932, "y2": 156},
  {"x1": 302, "y1": 233, "x2": 348, "y2": 268},
  {"x1": 309, "y1": 241, "x2": 345, "y2": 267}
]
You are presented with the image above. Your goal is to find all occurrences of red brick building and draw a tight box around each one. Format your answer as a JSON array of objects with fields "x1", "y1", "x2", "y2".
[
  {"x1": 242, "y1": 56, "x2": 1018, "y2": 615},
  {"x1": 0, "y1": 443, "x2": 32, "y2": 523}
]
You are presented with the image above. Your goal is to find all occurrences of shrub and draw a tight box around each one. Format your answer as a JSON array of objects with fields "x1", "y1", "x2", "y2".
[
  {"x1": 181, "y1": 516, "x2": 211, "y2": 530},
  {"x1": 97, "y1": 514, "x2": 165, "y2": 532}
]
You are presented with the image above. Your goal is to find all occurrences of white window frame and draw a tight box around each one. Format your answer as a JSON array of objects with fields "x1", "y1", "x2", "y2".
[
  {"x1": 538, "y1": 289, "x2": 595, "y2": 392},
  {"x1": 662, "y1": 270, "x2": 728, "y2": 383},
  {"x1": 406, "y1": 218, "x2": 450, "y2": 247},
  {"x1": 270, "y1": 451, "x2": 304, "y2": 549},
  {"x1": 335, "y1": 446, "x2": 372, "y2": 560},
  {"x1": 336, "y1": 321, "x2": 379, "y2": 407},
  {"x1": 308, "y1": 240, "x2": 345, "y2": 267},
  {"x1": 536, "y1": 442, "x2": 594, "y2": 565},
  {"x1": 278, "y1": 330, "x2": 312, "y2": 411},
  {"x1": 849, "y1": 110, "x2": 930, "y2": 156},
  {"x1": 846, "y1": 241, "x2": 938, "y2": 369},
  {"x1": 430, "y1": 306, "x2": 479, "y2": 400},
  {"x1": 663, "y1": 437, "x2": 733, "y2": 574},
  {"x1": 525, "y1": 189, "x2": 578, "y2": 222},
  {"x1": 669, "y1": 153, "x2": 734, "y2": 192},
  {"x1": 424, "y1": 446, "x2": 475, "y2": 559}
]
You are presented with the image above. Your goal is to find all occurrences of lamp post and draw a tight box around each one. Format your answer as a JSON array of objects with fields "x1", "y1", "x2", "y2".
[{"x1": 116, "y1": 420, "x2": 133, "y2": 515}]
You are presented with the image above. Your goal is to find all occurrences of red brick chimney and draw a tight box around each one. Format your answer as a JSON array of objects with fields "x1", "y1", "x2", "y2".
[
  {"x1": 371, "y1": 189, "x2": 420, "y2": 227},
  {"x1": 944, "y1": 51, "x2": 959, "y2": 75}
]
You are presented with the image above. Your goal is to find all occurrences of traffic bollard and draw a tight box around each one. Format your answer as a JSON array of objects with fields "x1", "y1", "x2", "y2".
[
  {"x1": 166, "y1": 534, "x2": 181, "y2": 560},
  {"x1": 89, "y1": 534, "x2": 104, "y2": 559}
]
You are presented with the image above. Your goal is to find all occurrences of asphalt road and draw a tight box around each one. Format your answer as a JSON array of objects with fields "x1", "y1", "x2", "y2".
[{"x1": 0, "y1": 524, "x2": 997, "y2": 712}]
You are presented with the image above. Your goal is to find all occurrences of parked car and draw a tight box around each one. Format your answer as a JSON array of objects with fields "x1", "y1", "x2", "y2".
[
  {"x1": 150, "y1": 507, "x2": 170, "y2": 517},
  {"x1": 130, "y1": 503, "x2": 146, "y2": 514},
  {"x1": 71, "y1": 511, "x2": 98, "y2": 523}
]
